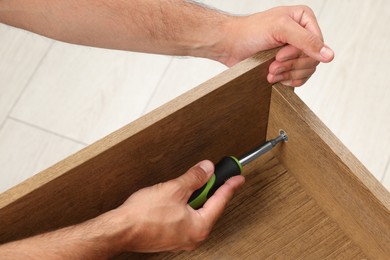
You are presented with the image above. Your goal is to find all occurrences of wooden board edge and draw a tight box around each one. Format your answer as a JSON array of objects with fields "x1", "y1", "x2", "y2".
[
  {"x1": 0, "y1": 49, "x2": 278, "y2": 209},
  {"x1": 267, "y1": 83, "x2": 390, "y2": 258},
  {"x1": 272, "y1": 84, "x2": 390, "y2": 207}
]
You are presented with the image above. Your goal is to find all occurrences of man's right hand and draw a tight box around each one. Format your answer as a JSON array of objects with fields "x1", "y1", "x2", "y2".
[
  {"x1": 213, "y1": 5, "x2": 335, "y2": 87},
  {"x1": 111, "y1": 160, "x2": 245, "y2": 253}
]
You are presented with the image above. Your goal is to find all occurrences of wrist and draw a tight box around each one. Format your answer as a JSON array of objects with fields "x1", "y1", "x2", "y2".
[
  {"x1": 190, "y1": 14, "x2": 245, "y2": 67},
  {"x1": 93, "y1": 208, "x2": 137, "y2": 257},
  {"x1": 187, "y1": 14, "x2": 234, "y2": 64}
]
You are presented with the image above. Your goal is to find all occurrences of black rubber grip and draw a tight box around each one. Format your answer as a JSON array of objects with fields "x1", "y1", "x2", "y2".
[{"x1": 207, "y1": 156, "x2": 242, "y2": 198}]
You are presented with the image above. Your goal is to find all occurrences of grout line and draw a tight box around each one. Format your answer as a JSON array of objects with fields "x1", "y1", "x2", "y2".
[
  {"x1": 0, "y1": 117, "x2": 6, "y2": 134},
  {"x1": 0, "y1": 40, "x2": 55, "y2": 132},
  {"x1": 380, "y1": 156, "x2": 390, "y2": 183},
  {"x1": 141, "y1": 57, "x2": 174, "y2": 115},
  {"x1": 8, "y1": 116, "x2": 88, "y2": 147}
]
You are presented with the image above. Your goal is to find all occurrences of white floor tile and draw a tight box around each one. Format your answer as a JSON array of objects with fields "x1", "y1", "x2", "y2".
[
  {"x1": 0, "y1": 119, "x2": 84, "y2": 193},
  {"x1": 203, "y1": 0, "x2": 325, "y2": 15},
  {"x1": 144, "y1": 57, "x2": 226, "y2": 113},
  {"x1": 0, "y1": 24, "x2": 52, "y2": 125},
  {"x1": 10, "y1": 42, "x2": 171, "y2": 144}
]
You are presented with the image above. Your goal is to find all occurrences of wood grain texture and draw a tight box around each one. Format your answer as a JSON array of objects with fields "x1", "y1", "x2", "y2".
[
  {"x1": 119, "y1": 154, "x2": 365, "y2": 259},
  {"x1": 0, "y1": 49, "x2": 277, "y2": 243},
  {"x1": 0, "y1": 47, "x2": 387, "y2": 258},
  {"x1": 267, "y1": 83, "x2": 390, "y2": 259},
  {"x1": 296, "y1": 0, "x2": 390, "y2": 181}
]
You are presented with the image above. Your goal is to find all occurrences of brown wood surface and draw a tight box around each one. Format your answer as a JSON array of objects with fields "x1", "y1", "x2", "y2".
[
  {"x1": 0, "y1": 49, "x2": 388, "y2": 259},
  {"x1": 0, "y1": 49, "x2": 277, "y2": 243},
  {"x1": 267, "y1": 83, "x2": 390, "y2": 259},
  {"x1": 122, "y1": 153, "x2": 365, "y2": 259}
]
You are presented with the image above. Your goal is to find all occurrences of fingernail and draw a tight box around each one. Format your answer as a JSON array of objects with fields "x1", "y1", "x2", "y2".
[
  {"x1": 320, "y1": 45, "x2": 334, "y2": 60},
  {"x1": 197, "y1": 160, "x2": 213, "y2": 175},
  {"x1": 281, "y1": 80, "x2": 292, "y2": 86}
]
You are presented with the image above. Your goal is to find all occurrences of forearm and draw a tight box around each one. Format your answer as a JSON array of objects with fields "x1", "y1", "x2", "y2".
[
  {"x1": 0, "y1": 210, "x2": 130, "y2": 259},
  {"x1": 0, "y1": 0, "x2": 230, "y2": 60}
]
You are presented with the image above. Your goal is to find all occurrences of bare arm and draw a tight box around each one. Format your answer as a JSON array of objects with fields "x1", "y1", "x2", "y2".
[
  {"x1": 0, "y1": 161, "x2": 245, "y2": 258},
  {"x1": 0, "y1": 1, "x2": 334, "y2": 86},
  {"x1": 0, "y1": 210, "x2": 126, "y2": 259},
  {"x1": 0, "y1": 1, "x2": 336, "y2": 257},
  {"x1": 0, "y1": 0, "x2": 228, "y2": 61}
]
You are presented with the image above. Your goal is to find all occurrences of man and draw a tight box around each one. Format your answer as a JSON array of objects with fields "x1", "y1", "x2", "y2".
[{"x1": 0, "y1": 1, "x2": 334, "y2": 258}]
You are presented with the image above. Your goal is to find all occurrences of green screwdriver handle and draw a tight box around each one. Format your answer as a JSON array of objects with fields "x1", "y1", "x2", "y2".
[{"x1": 188, "y1": 156, "x2": 242, "y2": 209}]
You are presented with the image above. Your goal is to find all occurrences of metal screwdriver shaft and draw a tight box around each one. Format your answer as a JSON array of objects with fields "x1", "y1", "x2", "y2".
[
  {"x1": 189, "y1": 130, "x2": 288, "y2": 209},
  {"x1": 239, "y1": 130, "x2": 288, "y2": 166}
]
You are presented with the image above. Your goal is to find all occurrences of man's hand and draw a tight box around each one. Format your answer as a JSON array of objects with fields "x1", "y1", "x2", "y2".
[
  {"x1": 0, "y1": 2, "x2": 333, "y2": 88},
  {"x1": 216, "y1": 6, "x2": 335, "y2": 87},
  {"x1": 0, "y1": 161, "x2": 245, "y2": 258},
  {"x1": 114, "y1": 160, "x2": 245, "y2": 252}
]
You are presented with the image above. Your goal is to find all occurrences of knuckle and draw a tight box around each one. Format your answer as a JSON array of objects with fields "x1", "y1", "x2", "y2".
[
  {"x1": 305, "y1": 33, "x2": 323, "y2": 50},
  {"x1": 288, "y1": 60, "x2": 295, "y2": 71},
  {"x1": 189, "y1": 167, "x2": 207, "y2": 187},
  {"x1": 169, "y1": 180, "x2": 187, "y2": 198},
  {"x1": 302, "y1": 5, "x2": 313, "y2": 12},
  {"x1": 297, "y1": 5, "x2": 314, "y2": 16},
  {"x1": 283, "y1": 71, "x2": 293, "y2": 80},
  {"x1": 192, "y1": 223, "x2": 212, "y2": 242},
  {"x1": 305, "y1": 33, "x2": 319, "y2": 44},
  {"x1": 184, "y1": 244, "x2": 198, "y2": 251},
  {"x1": 197, "y1": 229, "x2": 211, "y2": 241}
]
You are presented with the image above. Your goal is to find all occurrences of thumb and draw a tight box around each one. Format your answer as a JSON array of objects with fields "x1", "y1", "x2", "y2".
[
  {"x1": 281, "y1": 20, "x2": 334, "y2": 63},
  {"x1": 175, "y1": 160, "x2": 214, "y2": 196}
]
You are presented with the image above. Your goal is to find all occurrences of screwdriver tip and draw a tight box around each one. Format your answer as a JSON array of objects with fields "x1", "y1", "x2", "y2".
[{"x1": 279, "y1": 129, "x2": 288, "y2": 142}]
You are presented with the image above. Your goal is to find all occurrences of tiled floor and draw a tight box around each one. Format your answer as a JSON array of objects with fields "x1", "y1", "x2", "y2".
[{"x1": 0, "y1": 1, "x2": 389, "y2": 193}]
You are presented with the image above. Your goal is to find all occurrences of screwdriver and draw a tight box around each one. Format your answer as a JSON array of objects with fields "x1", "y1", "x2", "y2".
[{"x1": 188, "y1": 130, "x2": 288, "y2": 209}]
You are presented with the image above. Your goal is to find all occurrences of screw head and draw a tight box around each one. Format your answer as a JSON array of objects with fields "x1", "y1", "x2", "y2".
[{"x1": 279, "y1": 129, "x2": 288, "y2": 142}]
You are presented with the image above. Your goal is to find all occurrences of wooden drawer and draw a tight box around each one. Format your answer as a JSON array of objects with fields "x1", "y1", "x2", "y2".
[{"x1": 0, "y1": 49, "x2": 389, "y2": 259}]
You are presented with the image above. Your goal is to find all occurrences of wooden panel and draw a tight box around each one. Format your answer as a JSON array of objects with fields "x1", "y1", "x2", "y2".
[
  {"x1": 0, "y1": 49, "x2": 277, "y2": 243},
  {"x1": 297, "y1": 0, "x2": 390, "y2": 181},
  {"x1": 267, "y1": 83, "x2": 390, "y2": 259},
  {"x1": 123, "y1": 153, "x2": 364, "y2": 259}
]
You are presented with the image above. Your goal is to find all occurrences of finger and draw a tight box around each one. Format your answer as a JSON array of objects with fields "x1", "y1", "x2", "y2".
[
  {"x1": 277, "y1": 18, "x2": 334, "y2": 63},
  {"x1": 269, "y1": 57, "x2": 319, "y2": 75},
  {"x1": 275, "y1": 45, "x2": 303, "y2": 62},
  {"x1": 280, "y1": 67, "x2": 316, "y2": 81},
  {"x1": 197, "y1": 175, "x2": 245, "y2": 226},
  {"x1": 175, "y1": 160, "x2": 214, "y2": 195},
  {"x1": 268, "y1": 67, "x2": 316, "y2": 84},
  {"x1": 292, "y1": 6, "x2": 324, "y2": 40},
  {"x1": 281, "y1": 77, "x2": 310, "y2": 87}
]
